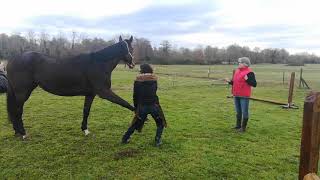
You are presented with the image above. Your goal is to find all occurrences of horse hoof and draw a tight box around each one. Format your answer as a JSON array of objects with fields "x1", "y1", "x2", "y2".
[{"x1": 84, "y1": 129, "x2": 90, "y2": 136}]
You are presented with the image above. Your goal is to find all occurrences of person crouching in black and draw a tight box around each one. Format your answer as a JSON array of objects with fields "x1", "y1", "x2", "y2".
[{"x1": 122, "y1": 64, "x2": 166, "y2": 147}]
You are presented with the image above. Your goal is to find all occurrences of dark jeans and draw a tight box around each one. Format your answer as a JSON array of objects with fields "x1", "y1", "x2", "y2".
[
  {"x1": 123, "y1": 104, "x2": 164, "y2": 140},
  {"x1": 234, "y1": 96, "x2": 250, "y2": 128}
]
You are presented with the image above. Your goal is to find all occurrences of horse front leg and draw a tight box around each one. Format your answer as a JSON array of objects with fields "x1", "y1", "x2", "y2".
[
  {"x1": 82, "y1": 95, "x2": 95, "y2": 136},
  {"x1": 97, "y1": 89, "x2": 135, "y2": 111}
]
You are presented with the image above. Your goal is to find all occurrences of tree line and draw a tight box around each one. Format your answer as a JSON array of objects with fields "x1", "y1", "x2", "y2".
[{"x1": 1, "y1": 31, "x2": 319, "y2": 65}]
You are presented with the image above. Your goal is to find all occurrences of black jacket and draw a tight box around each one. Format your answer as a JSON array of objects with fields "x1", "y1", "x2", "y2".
[{"x1": 133, "y1": 74, "x2": 159, "y2": 107}]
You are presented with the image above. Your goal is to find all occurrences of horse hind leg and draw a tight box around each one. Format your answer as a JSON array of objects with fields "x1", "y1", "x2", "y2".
[
  {"x1": 15, "y1": 101, "x2": 26, "y2": 138},
  {"x1": 13, "y1": 83, "x2": 37, "y2": 139}
]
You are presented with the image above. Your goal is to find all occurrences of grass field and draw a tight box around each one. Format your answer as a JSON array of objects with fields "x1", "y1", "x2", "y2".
[{"x1": 0, "y1": 64, "x2": 319, "y2": 179}]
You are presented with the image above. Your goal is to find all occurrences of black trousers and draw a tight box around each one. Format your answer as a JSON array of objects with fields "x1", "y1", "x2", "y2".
[{"x1": 123, "y1": 104, "x2": 164, "y2": 140}]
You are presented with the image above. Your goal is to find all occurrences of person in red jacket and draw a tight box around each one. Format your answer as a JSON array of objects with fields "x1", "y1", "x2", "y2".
[{"x1": 225, "y1": 57, "x2": 257, "y2": 132}]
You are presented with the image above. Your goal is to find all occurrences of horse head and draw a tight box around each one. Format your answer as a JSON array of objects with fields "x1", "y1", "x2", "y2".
[{"x1": 119, "y1": 36, "x2": 135, "y2": 69}]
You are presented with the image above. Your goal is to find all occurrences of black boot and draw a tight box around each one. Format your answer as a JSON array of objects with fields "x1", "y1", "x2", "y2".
[
  {"x1": 122, "y1": 127, "x2": 135, "y2": 144},
  {"x1": 155, "y1": 125, "x2": 164, "y2": 147},
  {"x1": 121, "y1": 134, "x2": 130, "y2": 144},
  {"x1": 155, "y1": 136, "x2": 162, "y2": 147},
  {"x1": 232, "y1": 117, "x2": 242, "y2": 129},
  {"x1": 239, "y1": 118, "x2": 248, "y2": 133},
  {"x1": 121, "y1": 135, "x2": 130, "y2": 144}
]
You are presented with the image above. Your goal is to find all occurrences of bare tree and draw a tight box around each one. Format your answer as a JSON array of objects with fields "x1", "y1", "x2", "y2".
[
  {"x1": 279, "y1": 49, "x2": 289, "y2": 64},
  {"x1": 0, "y1": 31, "x2": 319, "y2": 64},
  {"x1": 39, "y1": 31, "x2": 50, "y2": 54},
  {"x1": 159, "y1": 40, "x2": 171, "y2": 57},
  {"x1": 226, "y1": 44, "x2": 242, "y2": 64},
  {"x1": 204, "y1": 46, "x2": 219, "y2": 64},
  {"x1": 0, "y1": 33, "x2": 9, "y2": 59},
  {"x1": 71, "y1": 31, "x2": 77, "y2": 50},
  {"x1": 193, "y1": 46, "x2": 205, "y2": 64},
  {"x1": 133, "y1": 37, "x2": 154, "y2": 63},
  {"x1": 26, "y1": 30, "x2": 37, "y2": 51}
]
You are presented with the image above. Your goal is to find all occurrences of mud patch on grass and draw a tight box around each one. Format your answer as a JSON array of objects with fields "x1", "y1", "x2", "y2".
[{"x1": 114, "y1": 149, "x2": 140, "y2": 160}]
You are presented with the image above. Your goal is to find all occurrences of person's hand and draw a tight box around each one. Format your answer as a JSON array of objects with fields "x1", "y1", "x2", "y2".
[
  {"x1": 244, "y1": 75, "x2": 248, "y2": 80},
  {"x1": 224, "y1": 78, "x2": 230, "y2": 83}
]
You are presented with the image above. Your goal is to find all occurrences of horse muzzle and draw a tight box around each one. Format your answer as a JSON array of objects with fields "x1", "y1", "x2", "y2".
[{"x1": 127, "y1": 62, "x2": 135, "y2": 69}]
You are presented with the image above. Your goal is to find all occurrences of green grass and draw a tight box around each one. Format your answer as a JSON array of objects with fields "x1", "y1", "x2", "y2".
[{"x1": 0, "y1": 64, "x2": 318, "y2": 179}]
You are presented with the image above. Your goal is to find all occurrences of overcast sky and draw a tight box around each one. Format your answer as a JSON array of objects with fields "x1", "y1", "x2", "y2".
[{"x1": 0, "y1": 0, "x2": 319, "y2": 55}]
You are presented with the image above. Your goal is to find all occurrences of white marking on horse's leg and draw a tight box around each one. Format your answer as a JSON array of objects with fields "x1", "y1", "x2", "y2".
[
  {"x1": 84, "y1": 129, "x2": 90, "y2": 136},
  {"x1": 22, "y1": 135, "x2": 28, "y2": 140}
]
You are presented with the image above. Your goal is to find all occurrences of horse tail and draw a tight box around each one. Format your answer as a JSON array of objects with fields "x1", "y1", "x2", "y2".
[{"x1": 6, "y1": 80, "x2": 17, "y2": 123}]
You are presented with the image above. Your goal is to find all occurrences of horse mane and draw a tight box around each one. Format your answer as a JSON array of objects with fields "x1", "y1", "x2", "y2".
[{"x1": 90, "y1": 41, "x2": 125, "y2": 62}]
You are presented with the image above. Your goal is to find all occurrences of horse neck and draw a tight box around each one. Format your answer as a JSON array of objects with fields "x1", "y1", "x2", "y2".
[
  {"x1": 107, "y1": 58, "x2": 121, "y2": 71},
  {"x1": 92, "y1": 43, "x2": 124, "y2": 71}
]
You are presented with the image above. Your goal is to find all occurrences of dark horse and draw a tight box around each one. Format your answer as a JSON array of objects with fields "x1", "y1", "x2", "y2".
[{"x1": 6, "y1": 36, "x2": 135, "y2": 139}]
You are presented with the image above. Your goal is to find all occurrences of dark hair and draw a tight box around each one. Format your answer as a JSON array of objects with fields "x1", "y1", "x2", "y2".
[{"x1": 140, "y1": 64, "x2": 153, "y2": 74}]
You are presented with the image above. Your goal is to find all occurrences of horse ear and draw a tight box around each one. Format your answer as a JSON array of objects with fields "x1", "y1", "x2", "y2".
[
  {"x1": 129, "y1": 36, "x2": 133, "y2": 43},
  {"x1": 119, "y1": 36, "x2": 123, "y2": 42}
]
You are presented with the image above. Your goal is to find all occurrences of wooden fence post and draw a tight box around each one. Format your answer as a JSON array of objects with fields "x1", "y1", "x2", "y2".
[
  {"x1": 299, "y1": 68, "x2": 311, "y2": 89},
  {"x1": 299, "y1": 92, "x2": 320, "y2": 180},
  {"x1": 172, "y1": 73, "x2": 177, "y2": 87},
  {"x1": 299, "y1": 68, "x2": 303, "y2": 88},
  {"x1": 283, "y1": 72, "x2": 298, "y2": 108},
  {"x1": 288, "y1": 72, "x2": 295, "y2": 106}
]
